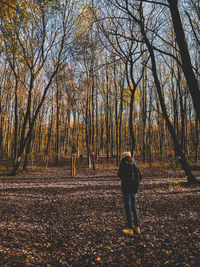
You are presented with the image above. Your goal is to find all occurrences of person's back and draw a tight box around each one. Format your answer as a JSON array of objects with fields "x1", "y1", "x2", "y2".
[
  {"x1": 118, "y1": 155, "x2": 141, "y2": 194},
  {"x1": 118, "y1": 151, "x2": 142, "y2": 235}
]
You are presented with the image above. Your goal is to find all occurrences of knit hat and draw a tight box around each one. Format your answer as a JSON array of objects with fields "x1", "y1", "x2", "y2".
[{"x1": 122, "y1": 151, "x2": 131, "y2": 158}]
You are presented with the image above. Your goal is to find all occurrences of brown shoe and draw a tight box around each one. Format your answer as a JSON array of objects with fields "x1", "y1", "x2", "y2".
[
  {"x1": 133, "y1": 226, "x2": 141, "y2": 234},
  {"x1": 123, "y1": 228, "x2": 134, "y2": 235}
]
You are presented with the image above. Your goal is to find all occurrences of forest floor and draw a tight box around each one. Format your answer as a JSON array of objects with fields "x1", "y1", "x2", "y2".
[{"x1": 0, "y1": 162, "x2": 199, "y2": 266}]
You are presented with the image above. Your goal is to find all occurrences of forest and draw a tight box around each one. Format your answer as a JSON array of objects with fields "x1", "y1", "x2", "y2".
[
  {"x1": 0, "y1": 0, "x2": 199, "y2": 179},
  {"x1": 0, "y1": 0, "x2": 199, "y2": 266}
]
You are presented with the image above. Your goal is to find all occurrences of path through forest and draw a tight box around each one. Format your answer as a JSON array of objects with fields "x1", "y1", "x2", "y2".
[{"x1": 0, "y1": 165, "x2": 199, "y2": 266}]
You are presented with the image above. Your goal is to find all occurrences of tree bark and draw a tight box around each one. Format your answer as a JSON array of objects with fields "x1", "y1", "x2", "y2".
[
  {"x1": 138, "y1": 7, "x2": 197, "y2": 183},
  {"x1": 56, "y1": 79, "x2": 60, "y2": 166},
  {"x1": 195, "y1": 116, "x2": 199, "y2": 163},
  {"x1": 105, "y1": 67, "x2": 110, "y2": 161},
  {"x1": 129, "y1": 89, "x2": 136, "y2": 156},
  {"x1": 113, "y1": 61, "x2": 119, "y2": 164},
  {"x1": 13, "y1": 78, "x2": 18, "y2": 166},
  {"x1": 119, "y1": 82, "x2": 124, "y2": 159},
  {"x1": 141, "y1": 70, "x2": 147, "y2": 163},
  {"x1": 167, "y1": 0, "x2": 200, "y2": 123}
]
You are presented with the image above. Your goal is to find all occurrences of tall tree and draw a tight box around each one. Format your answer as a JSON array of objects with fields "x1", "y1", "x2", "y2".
[
  {"x1": 1, "y1": 0, "x2": 77, "y2": 175},
  {"x1": 167, "y1": 0, "x2": 200, "y2": 123}
]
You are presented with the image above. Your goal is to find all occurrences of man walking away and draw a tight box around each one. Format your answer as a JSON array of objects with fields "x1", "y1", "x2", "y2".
[{"x1": 118, "y1": 151, "x2": 142, "y2": 235}]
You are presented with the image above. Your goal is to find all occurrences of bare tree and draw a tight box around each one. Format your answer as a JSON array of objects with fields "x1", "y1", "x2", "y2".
[{"x1": 1, "y1": 1, "x2": 77, "y2": 175}]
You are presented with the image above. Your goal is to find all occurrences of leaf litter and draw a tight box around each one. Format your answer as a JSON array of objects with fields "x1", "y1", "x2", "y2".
[{"x1": 0, "y1": 166, "x2": 199, "y2": 266}]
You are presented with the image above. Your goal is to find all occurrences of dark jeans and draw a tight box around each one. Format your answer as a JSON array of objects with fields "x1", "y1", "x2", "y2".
[{"x1": 123, "y1": 192, "x2": 139, "y2": 228}]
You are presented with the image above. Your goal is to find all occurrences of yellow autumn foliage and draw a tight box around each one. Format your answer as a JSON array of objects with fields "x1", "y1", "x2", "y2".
[
  {"x1": 0, "y1": 0, "x2": 57, "y2": 33},
  {"x1": 123, "y1": 83, "x2": 140, "y2": 103},
  {"x1": 0, "y1": 0, "x2": 58, "y2": 64},
  {"x1": 0, "y1": 0, "x2": 29, "y2": 42},
  {"x1": 74, "y1": 1, "x2": 97, "y2": 38}
]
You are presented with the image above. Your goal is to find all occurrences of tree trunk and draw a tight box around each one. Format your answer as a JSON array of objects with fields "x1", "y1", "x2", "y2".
[
  {"x1": 23, "y1": 132, "x2": 32, "y2": 171},
  {"x1": 71, "y1": 152, "x2": 76, "y2": 176},
  {"x1": 129, "y1": 89, "x2": 136, "y2": 157},
  {"x1": 119, "y1": 84, "x2": 124, "y2": 159},
  {"x1": 91, "y1": 74, "x2": 95, "y2": 169},
  {"x1": 195, "y1": 116, "x2": 199, "y2": 163},
  {"x1": 13, "y1": 78, "x2": 18, "y2": 166},
  {"x1": 100, "y1": 104, "x2": 104, "y2": 155},
  {"x1": 65, "y1": 109, "x2": 70, "y2": 156},
  {"x1": 38, "y1": 117, "x2": 42, "y2": 154},
  {"x1": 56, "y1": 80, "x2": 60, "y2": 166},
  {"x1": 0, "y1": 85, "x2": 2, "y2": 160},
  {"x1": 139, "y1": 11, "x2": 197, "y2": 183},
  {"x1": 110, "y1": 107, "x2": 114, "y2": 157},
  {"x1": 96, "y1": 77, "x2": 99, "y2": 160},
  {"x1": 168, "y1": 0, "x2": 200, "y2": 123},
  {"x1": 10, "y1": 76, "x2": 35, "y2": 175},
  {"x1": 114, "y1": 65, "x2": 119, "y2": 164},
  {"x1": 142, "y1": 71, "x2": 147, "y2": 163},
  {"x1": 85, "y1": 89, "x2": 92, "y2": 168},
  {"x1": 105, "y1": 67, "x2": 110, "y2": 161},
  {"x1": 45, "y1": 106, "x2": 53, "y2": 162}
]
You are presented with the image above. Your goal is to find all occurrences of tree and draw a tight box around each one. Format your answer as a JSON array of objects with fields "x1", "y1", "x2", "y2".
[
  {"x1": 101, "y1": 0, "x2": 197, "y2": 183},
  {"x1": 1, "y1": 0, "x2": 77, "y2": 175},
  {"x1": 96, "y1": 3, "x2": 148, "y2": 157},
  {"x1": 137, "y1": 1, "x2": 197, "y2": 183},
  {"x1": 167, "y1": 0, "x2": 200, "y2": 123}
]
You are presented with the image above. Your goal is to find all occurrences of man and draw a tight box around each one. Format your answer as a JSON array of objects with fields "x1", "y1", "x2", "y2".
[{"x1": 118, "y1": 151, "x2": 142, "y2": 235}]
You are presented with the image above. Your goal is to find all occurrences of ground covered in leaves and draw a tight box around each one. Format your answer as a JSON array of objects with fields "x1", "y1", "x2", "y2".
[{"x1": 0, "y1": 163, "x2": 199, "y2": 266}]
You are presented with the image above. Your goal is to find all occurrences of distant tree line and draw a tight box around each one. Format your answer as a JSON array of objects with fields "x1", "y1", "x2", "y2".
[{"x1": 0, "y1": 0, "x2": 199, "y2": 182}]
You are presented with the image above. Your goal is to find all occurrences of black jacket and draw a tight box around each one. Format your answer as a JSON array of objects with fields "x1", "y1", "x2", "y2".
[{"x1": 118, "y1": 156, "x2": 142, "y2": 193}]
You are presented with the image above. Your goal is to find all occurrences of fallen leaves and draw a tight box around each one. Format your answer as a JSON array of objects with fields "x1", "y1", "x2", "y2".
[
  {"x1": 0, "y1": 166, "x2": 199, "y2": 266},
  {"x1": 164, "y1": 260, "x2": 170, "y2": 264}
]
